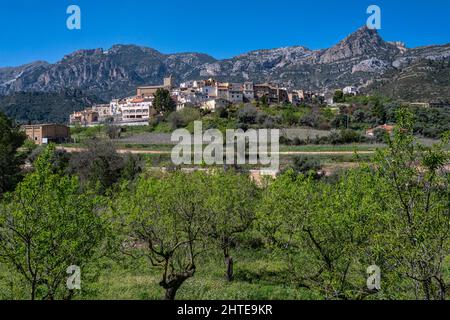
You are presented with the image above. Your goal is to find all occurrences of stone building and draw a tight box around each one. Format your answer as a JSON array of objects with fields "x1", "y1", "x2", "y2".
[
  {"x1": 136, "y1": 76, "x2": 174, "y2": 98},
  {"x1": 253, "y1": 83, "x2": 289, "y2": 104},
  {"x1": 69, "y1": 109, "x2": 99, "y2": 126},
  {"x1": 22, "y1": 124, "x2": 70, "y2": 145}
]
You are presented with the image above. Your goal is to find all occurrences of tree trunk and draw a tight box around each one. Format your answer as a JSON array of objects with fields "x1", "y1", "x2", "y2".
[
  {"x1": 223, "y1": 239, "x2": 234, "y2": 282},
  {"x1": 31, "y1": 282, "x2": 36, "y2": 300},
  {"x1": 423, "y1": 278, "x2": 431, "y2": 300},
  {"x1": 225, "y1": 255, "x2": 233, "y2": 282},
  {"x1": 160, "y1": 268, "x2": 195, "y2": 301},
  {"x1": 225, "y1": 255, "x2": 234, "y2": 282},
  {"x1": 164, "y1": 286, "x2": 179, "y2": 301}
]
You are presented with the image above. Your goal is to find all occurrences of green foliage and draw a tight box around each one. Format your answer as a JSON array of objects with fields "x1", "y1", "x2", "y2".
[
  {"x1": 256, "y1": 109, "x2": 449, "y2": 299},
  {"x1": 0, "y1": 90, "x2": 103, "y2": 124},
  {"x1": 285, "y1": 156, "x2": 322, "y2": 178},
  {"x1": 28, "y1": 146, "x2": 71, "y2": 173},
  {"x1": 167, "y1": 107, "x2": 201, "y2": 129},
  {"x1": 0, "y1": 112, "x2": 27, "y2": 196},
  {"x1": 68, "y1": 140, "x2": 124, "y2": 193},
  {"x1": 373, "y1": 108, "x2": 450, "y2": 299},
  {"x1": 113, "y1": 171, "x2": 211, "y2": 300},
  {"x1": 281, "y1": 109, "x2": 298, "y2": 126},
  {"x1": 257, "y1": 168, "x2": 383, "y2": 299},
  {"x1": 67, "y1": 140, "x2": 142, "y2": 193},
  {"x1": 237, "y1": 105, "x2": 258, "y2": 124},
  {"x1": 0, "y1": 107, "x2": 448, "y2": 300},
  {"x1": 412, "y1": 106, "x2": 450, "y2": 139},
  {"x1": 153, "y1": 89, "x2": 176, "y2": 114},
  {"x1": 0, "y1": 145, "x2": 108, "y2": 300},
  {"x1": 205, "y1": 170, "x2": 260, "y2": 280},
  {"x1": 105, "y1": 124, "x2": 122, "y2": 139},
  {"x1": 333, "y1": 90, "x2": 344, "y2": 103}
]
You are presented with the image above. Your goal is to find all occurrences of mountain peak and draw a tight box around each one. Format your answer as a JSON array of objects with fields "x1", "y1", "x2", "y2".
[
  {"x1": 1, "y1": 26, "x2": 448, "y2": 103},
  {"x1": 318, "y1": 26, "x2": 394, "y2": 63},
  {"x1": 345, "y1": 25, "x2": 382, "y2": 43}
]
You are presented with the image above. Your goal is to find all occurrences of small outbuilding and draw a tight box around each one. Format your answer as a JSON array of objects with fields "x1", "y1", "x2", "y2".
[{"x1": 22, "y1": 124, "x2": 70, "y2": 145}]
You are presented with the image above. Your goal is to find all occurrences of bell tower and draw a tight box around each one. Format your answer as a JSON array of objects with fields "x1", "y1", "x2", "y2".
[{"x1": 164, "y1": 75, "x2": 174, "y2": 89}]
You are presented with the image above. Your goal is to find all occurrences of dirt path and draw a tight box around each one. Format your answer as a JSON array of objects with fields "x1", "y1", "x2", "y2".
[{"x1": 57, "y1": 146, "x2": 375, "y2": 156}]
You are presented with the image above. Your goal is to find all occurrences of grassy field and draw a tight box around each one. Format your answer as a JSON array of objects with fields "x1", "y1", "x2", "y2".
[
  {"x1": 279, "y1": 144, "x2": 382, "y2": 152},
  {"x1": 3, "y1": 247, "x2": 446, "y2": 300},
  {"x1": 0, "y1": 249, "x2": 318, "y2": 300}
]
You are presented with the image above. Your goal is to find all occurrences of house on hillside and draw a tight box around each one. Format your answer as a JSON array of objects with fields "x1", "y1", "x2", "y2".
[
  {"x1": 343, "y1": 86, "x2": 359, "y2": 95},
  {"x1": 366, "y1": 124, "x2": 395, "y2": 137},
  {"x1": 253, "y1": 83, "x2": 289, "y2": 104},
  {"x1": 69, "y1": 109, "x2": 99, "y2": 126},
  {"x1": 201, "y1": 98, "x2": 231, "y2": 111}
]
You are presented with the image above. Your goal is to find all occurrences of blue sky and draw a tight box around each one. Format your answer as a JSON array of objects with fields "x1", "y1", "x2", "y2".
[{"x1": 0, "y1": 0, "x2": 449, "y2": 67}]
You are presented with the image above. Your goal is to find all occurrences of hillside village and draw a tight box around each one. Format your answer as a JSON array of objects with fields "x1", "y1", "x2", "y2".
[
  {"x1": 69, "y1": 76, "x2": 358, "y2": 126},
  {"x1": 1, "y1": 3, "x2": 450, "y2": 304}
]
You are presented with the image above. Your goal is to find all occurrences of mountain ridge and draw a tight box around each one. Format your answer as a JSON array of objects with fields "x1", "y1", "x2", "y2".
[{"x1": 1, "y1": 26, "x2": 450, "y2": 101}]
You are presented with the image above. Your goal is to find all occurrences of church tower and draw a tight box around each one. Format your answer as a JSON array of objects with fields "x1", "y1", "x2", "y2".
[{"x1": 164, "y1": 75, "x2": 174, "y2": 89}]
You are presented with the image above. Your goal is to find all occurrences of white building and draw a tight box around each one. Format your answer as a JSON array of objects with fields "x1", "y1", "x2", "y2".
[
  {"x1": 110, "y1": 99, "x2": 121, "y2": 116},
  {"x1": 243, "y1": 82, "x2": 255, "y2": 100},
  {"x1": 180, "y1": 81, "x2": 195, "y2": 89},
  {"x1": 201, "y1": 98, "x2": 230, "y2": 111},
  {"x1": 343, "y1": 86, "x2": 359, "y2": 95},
  {"x1": 176, "y1": 91, "x2": 208, "y2": 110},
  {"x1": 227, "y1": 83, "x2": 244, "y2": 103},
  {"x1": 91, "y1": 104, "x2": 112, "y2": 122},
  {"x1": 193, "y1": 80, "x2": 206, "y2": 89},
  {"x1": 117, "y1": 97, "x2": 153, "y2": 122},
  {"x1": 200, "y1": 85, "x2": 218, "y2": 98}
]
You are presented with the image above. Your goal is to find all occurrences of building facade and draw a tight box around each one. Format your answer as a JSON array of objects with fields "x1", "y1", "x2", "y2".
[
  {"x1": 254, "y1": 84, "x2": 289, "y2": 104},
  {"x1": 119, "y1": 98, "x2": 153, "y2": 121},
  {"x1": 136, "y1": 76, "x2": 174, "y2": 98},
  {"x1": 69, "y1": 109, "x2": 99, "y2": 126},
  {"x1": 22, "y1": 124, "x2": 70, "y2": 145}
]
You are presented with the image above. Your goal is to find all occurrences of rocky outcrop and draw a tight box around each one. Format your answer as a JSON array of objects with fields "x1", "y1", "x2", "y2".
[{"x1": 1, "y1": 26, "x2": 449, "y2": 101}]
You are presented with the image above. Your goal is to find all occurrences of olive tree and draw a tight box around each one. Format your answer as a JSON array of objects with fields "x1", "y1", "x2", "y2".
[
  {"x1": 114, "y1": 171, "x2": 210, "y2": 300},
  {"x1": 0, "y1": 145, "x2": 107, "y2": 300}
]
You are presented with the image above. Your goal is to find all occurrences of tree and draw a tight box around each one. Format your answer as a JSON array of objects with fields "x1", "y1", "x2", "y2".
[
  {"x1": 0, "y1": 112, "x2": 26, "y2": 197},
  {"x1": 299, "y1": 113, "x2": 319, "y2": 128},
  {"x1": 167, "y1": 107, "x2": 201, "y2": 129},
  {"x1": 285, "y1": 156, "x2": 322, "y2": 178},
  {"x1": 353, "y1": 109, "x2": 366, "y2": 123},
  {"x1": 257, "y1": 169, "x2": 382, "y2": 299},
  {"x1": 105, "y1": 124, "x2": 121, "y2": 139},
  {"x1": 153, "y1": 88, "x2": 176, "y2": 115},
  {"x1": 114, "y1": 171, "x2": 210, "y2": 300},
  {"x1": 120, "y1": 153, "x2": 144, "y2": 182},
  {"x1": 0, "y1": 145, "x2": 107, "y2": 300},
  {"x1": 237, "y1": 105, "x2": 258, "y2": 124},
  {"x1": 331, "y1": 114, "x2": 349, "y2": 129},
  {"x1": 28, "y1": 146, "x2": 71, "y2": 173},
  {"x1": 370, "y1": 100, "x2": 386, "y2": 124},
  {"x1": 333, "y1": 90, "x2": 344, "y2": 103},
  {"x1": 260, "y1": 95, "x2": 269, "y2": 108},
  {"x1": 205, "y1": 170, "x2": 259, "y2": 281},
  {"x1": 374, "y1": 108, "x2": 450, "y2": 300},
  {"x1": 68, "y1": 140, "x2": 125, "y2": 193}
]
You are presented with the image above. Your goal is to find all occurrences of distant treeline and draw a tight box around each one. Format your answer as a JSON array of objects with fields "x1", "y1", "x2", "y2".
[{"x1": 0, "y1": 89, "x2": 104, "y2": 124}]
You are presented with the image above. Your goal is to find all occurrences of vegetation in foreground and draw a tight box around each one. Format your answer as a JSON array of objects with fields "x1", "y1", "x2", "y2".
[{"x1": 0, "y1": 109, "x2": 449, "y2": 300}]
